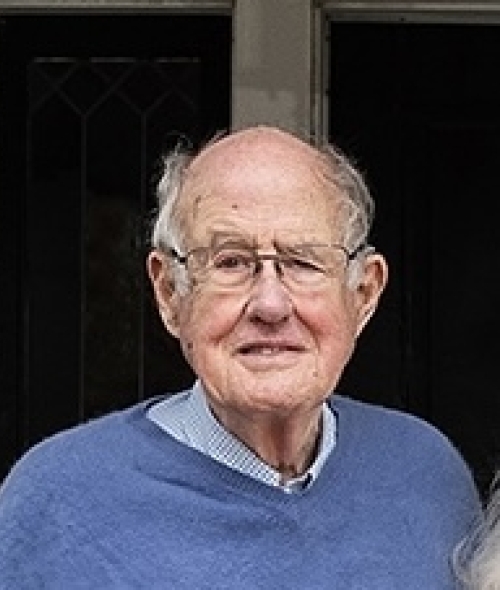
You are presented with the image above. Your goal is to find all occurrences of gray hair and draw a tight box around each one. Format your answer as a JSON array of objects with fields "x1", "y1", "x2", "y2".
[
  {"x1": 315, "y1": 141, "x2": 375, "y2": 287},
  {"x1": 151, "y1": 146, "x2": 194, "y2": 254},
  {"x1": 454, "y1": 480, "x2": 500, "y2": 590},
  {"x1": 150, "y1": 130, "x2": 375, "y2": 290},
  {"x1": 316, "y1": 142, "x2": 374, "y2": 251}
]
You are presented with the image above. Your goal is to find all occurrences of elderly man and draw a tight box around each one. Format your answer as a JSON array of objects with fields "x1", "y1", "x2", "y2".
[{"x1": 0, "y1": 126, "x2": 480, "y2": 589}]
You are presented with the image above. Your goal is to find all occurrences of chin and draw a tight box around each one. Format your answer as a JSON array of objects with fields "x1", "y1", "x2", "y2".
[{"x1": 233, "y1": 376, "x2": 327, "y2": 412}]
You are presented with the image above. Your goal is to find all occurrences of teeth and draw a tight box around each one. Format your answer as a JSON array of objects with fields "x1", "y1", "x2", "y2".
[{"x1": 247, "y1": 346, "x2": 283, "y2": 354}]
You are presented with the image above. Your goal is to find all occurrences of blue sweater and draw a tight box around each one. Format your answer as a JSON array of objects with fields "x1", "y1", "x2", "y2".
[{"x1": 0, "y1": 392, "x2": 480, "y2": 589}]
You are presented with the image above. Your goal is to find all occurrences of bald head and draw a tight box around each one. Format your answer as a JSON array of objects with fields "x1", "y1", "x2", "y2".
[
  {"x1": 180, "y1": 127, "x2": 332, "y2": 224},
  {"x1": 187, "y1": 126, "x2": 323, "y2": 180},
  {"x1": 151, "y1": 125, "x2": 374, "y2": 263}
]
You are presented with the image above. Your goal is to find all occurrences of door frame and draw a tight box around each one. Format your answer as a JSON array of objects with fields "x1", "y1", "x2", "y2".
[{"x1": 315, "y1": 1, "x2": 500, "y2": 138}]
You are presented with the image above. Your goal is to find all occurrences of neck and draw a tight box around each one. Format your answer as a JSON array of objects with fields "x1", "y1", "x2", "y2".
[{"x1": 209, "y1": 402, "x2": 323, "y2": 482}]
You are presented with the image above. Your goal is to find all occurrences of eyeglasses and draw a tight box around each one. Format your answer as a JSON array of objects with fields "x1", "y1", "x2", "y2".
[{"x1": 165, "y1": 242, "x2": 369, "y2": 290}]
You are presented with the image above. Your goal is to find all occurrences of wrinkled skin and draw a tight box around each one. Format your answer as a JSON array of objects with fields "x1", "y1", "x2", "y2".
[{"x1": 148, "y1": 126, "x2": 388, "y2": 478}]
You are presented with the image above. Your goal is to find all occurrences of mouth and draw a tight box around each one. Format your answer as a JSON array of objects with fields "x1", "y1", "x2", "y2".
[
  {"x1": 237, "y1": 343, "x2": 304, "y2": 355},
  {"x1": 234, "y1": 342, "x2": 306, "y2": 372}
]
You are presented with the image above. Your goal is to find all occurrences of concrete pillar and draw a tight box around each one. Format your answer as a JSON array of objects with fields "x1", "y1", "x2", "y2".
[{"x1": 232, "y1": 0, "x2": 314, "y2": 135}]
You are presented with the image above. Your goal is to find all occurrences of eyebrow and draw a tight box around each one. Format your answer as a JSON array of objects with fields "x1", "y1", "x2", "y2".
[
  {"x1": 205, "y1": 233, "x2": 335, "y2": 254},
  {"x1": 207, "y1": 232, "x2": 257, "y2": 249}
]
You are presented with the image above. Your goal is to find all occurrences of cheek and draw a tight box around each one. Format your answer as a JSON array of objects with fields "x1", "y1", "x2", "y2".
[
  {"x1": 305, "y1": 293, "x2": 359, "y2": 358},
  {"x1": 176, "y1": 292, "x2": 242, "y2": 364}
]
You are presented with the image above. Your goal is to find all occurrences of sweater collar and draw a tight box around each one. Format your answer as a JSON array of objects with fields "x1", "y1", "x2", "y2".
[{"x1": 147, "y1": 381, "x2": 337, "y2": 493}]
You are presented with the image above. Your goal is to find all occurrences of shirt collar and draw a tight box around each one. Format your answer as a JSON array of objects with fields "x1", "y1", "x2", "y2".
[{"x1": 148, "y1": 380, "x2": 337, "y2": 492}]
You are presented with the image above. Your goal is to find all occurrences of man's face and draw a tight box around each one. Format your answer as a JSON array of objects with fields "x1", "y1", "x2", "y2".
[{"x1": 155, "y1": 129, "x2": 382, "y2": 420}]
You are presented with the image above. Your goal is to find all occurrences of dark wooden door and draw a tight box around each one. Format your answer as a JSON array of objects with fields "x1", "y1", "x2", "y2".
[
  {"x1": 330, "y1": 22, "x2": 500, "y2": 494},
  {"x1": 0, "y1": 14, "x2": 230, "y2": 480}
]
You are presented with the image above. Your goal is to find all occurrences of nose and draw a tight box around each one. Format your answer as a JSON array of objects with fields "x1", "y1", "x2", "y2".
[{"x1": 245, "y1": 259, "x2": 293, "y2": 324}]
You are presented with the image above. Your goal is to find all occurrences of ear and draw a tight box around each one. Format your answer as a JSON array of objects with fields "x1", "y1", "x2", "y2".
[
  {"x1": 146, "y1": 250, "x2": 181, "y2": 338},
  {"x1": 353, "y1": 252, "x2": 388, "y2": 338}
]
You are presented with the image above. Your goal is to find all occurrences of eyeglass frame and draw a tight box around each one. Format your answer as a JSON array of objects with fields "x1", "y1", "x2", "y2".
[{"x1": 162, "y1": 241, "x2": 373, "y2": 289}]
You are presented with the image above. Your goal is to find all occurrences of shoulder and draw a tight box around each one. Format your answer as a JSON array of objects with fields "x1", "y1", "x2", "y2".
[
  {"x1": 332, "y1": 393, "x2": 450, "y2": 444},
  {"x1": 0, "y1": 396, "x2": 163, "y2": 585},
  {"x1": 0, "y1": 396, "x2": 164, "y2": 501},
  {"x1": 330, "y1": 394, "x2": 478, "y2": 492},
  {"x1": 329, "y1": 395, "x2": 482, "y2": 570}
]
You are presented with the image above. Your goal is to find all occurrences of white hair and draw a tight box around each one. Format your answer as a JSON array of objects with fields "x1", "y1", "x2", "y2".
[
  {"x1": 454, "y1": 478, "x2": 500, "y2": 590},
  {"x1": 316, "y1": 142, "x2": 375, "y2": 288}
]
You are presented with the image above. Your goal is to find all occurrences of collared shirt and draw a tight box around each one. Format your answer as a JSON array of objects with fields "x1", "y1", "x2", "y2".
[{"x1": 147, "y1": 381, "x2": 337, "y2": 493}]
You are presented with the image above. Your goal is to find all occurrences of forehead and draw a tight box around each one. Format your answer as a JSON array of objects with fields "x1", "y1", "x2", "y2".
[{"x1": 179, "y1": 128, "x2": 345, "y2": 243}]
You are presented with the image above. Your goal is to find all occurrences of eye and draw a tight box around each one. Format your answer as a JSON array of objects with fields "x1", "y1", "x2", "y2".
[
  {"x1": 212, "y1": 250, "x2": 254, "y2": 272},
  {"x1": 285, "y1": 255, "x2": 325, "y2": 273}
]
